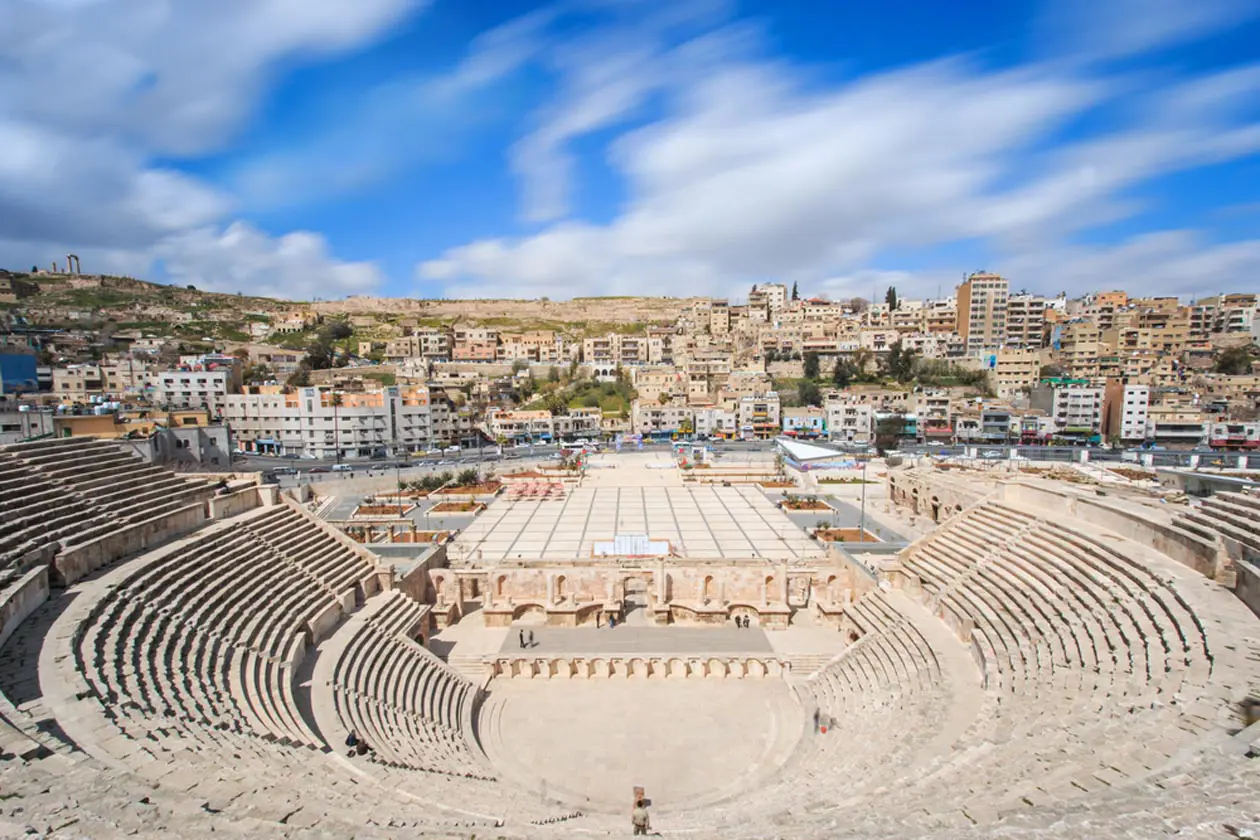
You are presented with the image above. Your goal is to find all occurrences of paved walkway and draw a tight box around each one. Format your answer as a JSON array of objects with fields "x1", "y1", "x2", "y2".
[{"x1": 498, "y1": 626, "x2": 774, "y2": 655}]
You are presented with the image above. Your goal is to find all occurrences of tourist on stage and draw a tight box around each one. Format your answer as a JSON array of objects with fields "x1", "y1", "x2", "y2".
[{"x1": 631, "y1": 799, "x2": 651, "y2": 836}]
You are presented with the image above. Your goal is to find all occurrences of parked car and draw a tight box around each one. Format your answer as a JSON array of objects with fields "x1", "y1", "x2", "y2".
[{"x1": 272, "y1": 466, "x2": 298, "y2": 476}]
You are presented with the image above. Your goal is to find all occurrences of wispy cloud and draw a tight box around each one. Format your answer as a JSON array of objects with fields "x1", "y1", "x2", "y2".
[{"x1": 420, "y1": 4, "x2": 1260, "y2": 300}]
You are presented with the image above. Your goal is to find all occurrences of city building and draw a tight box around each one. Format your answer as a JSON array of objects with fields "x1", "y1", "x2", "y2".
[
  {"x1": 222, "y1": 385, "x2": 437, "y2": 458},
  {"x1": 1102, "y1": 380, "x2": 1150, "y2": 444},
  {"x1": 956, "y1": 272, "x2": 1009, "y2": 356}
]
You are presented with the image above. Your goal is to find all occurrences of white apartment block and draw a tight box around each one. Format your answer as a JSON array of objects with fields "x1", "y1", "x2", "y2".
[
  {"x1": 1031, "y1": 384, "x2": 1104, "y2": 439},
  {"x1": 222, "y1": 386, "x2": 437, "y2": 458},
  {"x1": 485, "y1": 408, "x2": 600, "y2": 441},
  {"x1": 632, "y1": 402, "x2": 695, "y2": 436},
  {"x1": 825, "y1": 399, "x2": 874, "y2": 443},
  {"x1": 693, "y1": 406, "x2": 739, "y2": 438},
  {"x1": 159, "y1": 369, "x2": 235, "y2": 411}
]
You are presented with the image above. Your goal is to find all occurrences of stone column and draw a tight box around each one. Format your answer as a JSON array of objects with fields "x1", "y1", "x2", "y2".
[
  {"x1": 657, "y1": 559, "x2": 667, "y2": 602},
  {"x1": 546, "y1": 573, "x2": 554, "y2": 606},
  {"x1": 779, "y1": 563, "x2": 789, "y2": 604}
]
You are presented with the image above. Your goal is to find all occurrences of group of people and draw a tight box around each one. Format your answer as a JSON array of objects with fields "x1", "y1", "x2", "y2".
[
  {"x1": 518, "y1": 629, "x2": 536, "y2": 648},
  {"x1": 731, "y1": 615, "x2": 754, "y2": 629}
]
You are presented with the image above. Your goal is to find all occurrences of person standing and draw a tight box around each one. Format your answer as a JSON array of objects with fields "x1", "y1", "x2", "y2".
[
  {"x1": 631, "y1": 800, "x2": 650, "y2": 836},
  {"x1": 528, "y1": 629, "x2": 535, "y2": 647},
  {"x1": 519, "y1": 629, "x2": 525, "y2": 649}
]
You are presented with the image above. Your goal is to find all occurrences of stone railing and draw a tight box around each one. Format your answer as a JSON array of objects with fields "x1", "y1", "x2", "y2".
[{"x1": 486, "y1": 654, "x2": 791, "y2": 680}]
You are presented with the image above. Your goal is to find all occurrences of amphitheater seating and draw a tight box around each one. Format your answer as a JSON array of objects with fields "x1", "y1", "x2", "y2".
[
  {"x1": 793, "y1": 591, "x2": 944, "y2": 798},
  {"x1": 327, "y1": 590, "x2": 486, "y2": 777},
  {"x1": 70, "y1": 504, "x2": 381, "y2": 764},
  {"x1": 881, "y1": 499, "x2": 1222, "y2": 820},
  {"x1": 1175, "y1": 490, "x2": 1260, "y2": 556},
  {"x1": 0, "y1": 438, "x2": 214, "y2": 588}
]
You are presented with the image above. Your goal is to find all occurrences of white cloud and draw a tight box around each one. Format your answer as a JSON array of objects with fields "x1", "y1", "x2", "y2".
[
  {"x1": 1003, "y1": 231, "x2": 1260, "y2": 299},
  {"x1": 420, "y1": 12, "x2": 1260, "y2": 301},
  {"x1": 0, "y1": 0, "x2": 411, "y2": 297},
  {"x1": 0, "y1": 0, "x2": 427, "y2": 155},
  {"x1": 155, "y1": 222, "x2": 382, "y2": 300}
]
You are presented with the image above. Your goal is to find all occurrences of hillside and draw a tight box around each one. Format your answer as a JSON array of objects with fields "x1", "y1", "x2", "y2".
[{"x1": 3, "y1": 269, "x2": 694, "y2": 339}]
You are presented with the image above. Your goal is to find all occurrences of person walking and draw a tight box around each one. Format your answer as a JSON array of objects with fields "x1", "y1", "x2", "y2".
[
  {"x1": 519, "y1": 629, "x2": 525, "y2": 649},
  {"x1": 631, "y1": 800, "x2": 651, "y2": 836},
  {"x1": 528, "y1": 629, "x2": 535, "y2": 648}
]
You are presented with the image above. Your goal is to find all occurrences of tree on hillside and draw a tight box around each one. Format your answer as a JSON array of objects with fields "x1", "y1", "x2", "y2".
[
  {"x1": 832, "y1": 358, "x2": 854, "y2": 389},
  {"x1": 544, "y1": 392, "x2": 569, "y2": 416},
  {"x1": 883, "y1": 340, "x2": 918, "y2": 383},
  {"x1": 845, "y1": 297, "x2": 869, "y2": 313},
  {"x1": 803, "y1": 351, "x2": 820, "y2": 380},
  {"x1": 885, "y1": 286, "x2": 899, "y2": 312},
  {"x1": 791, "y1": 282, "x2": 799, "y2": 300},
  {"x1": 286, "y1": 364, "x2": 311, "y2": 388},
  {"x1": 1215, "y1": 346, "x2": 1257, "y2": 376},
  {"x1": 798, "y1": 379, "x2": 821, "y2": 407},
  {"x1": 243, "y1": 362, "x2": 273, "y2": 385}
]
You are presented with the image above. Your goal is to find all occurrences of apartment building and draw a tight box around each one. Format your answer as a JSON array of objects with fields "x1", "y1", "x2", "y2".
[
  {"x1": 1208, "y1": 421, "x2": 1260, "y2": 450},
  {"x1": 52, "y1": 364, "x2": 104, "y2": 402},
  {"x1": 581, "y1": 333, "x2": 662, "y2": 366},
  {"x1": 451, "y1": 326, "x2": 499, "y2": 361},
  {"x1": 956, "y1": 272, "x2": 1009, "y2": 355},
  {"x1": 158, "y1": 355, "x2": 243, "y2": 411},
  {"x1": 709, "y1": 301, "x2": 731, "y2": 336},
  {"x1": 1102, "y1": 380, "x2": 1150, "y2": 444},
  {"x1": 1005, "y1": 294, "x2": 1047, "y2": 349},
  {"x1": 924, "y1": 299, "x2": 957, "y2": 334},
  {"x1": 781, "y1": 407, "x2": 826, "y2": 438},
  {"x1": 913, "y1": 391, "x2": 953, "y2": 441},
  {"x1": 386, "y1": 327, "x2": 451, "y2": 362},
  {"x1": 693, "y1": 405, "x2": 738, "y2": 438},
  {"x1": 823, "y1": 399, "x2": 873, "y2": 444},
  {"x1": 632, "y1": 402, "x2": 695, "y2": 436},
  {"x1": 485, "y1": 407, "x2": 600, "y2": 442},
  {"x1": 993, "y1": 348, "x2": 1043, "y2": 398},
  {"x1": 1145, "y1": 404, "x2": 1207, "y2": 448},
  {"x1": 1030, "y1": 382, "x2": 1104, "y2": 442},
  {"x1": 223, "y1": 385, "x2": 438, "y2": 457},
  {"x1": 737, "y1": 394, "x2": 781, "y2": 440},
  {"x1": 748, "y1": 283, "x2": 788, "y2": 314}
]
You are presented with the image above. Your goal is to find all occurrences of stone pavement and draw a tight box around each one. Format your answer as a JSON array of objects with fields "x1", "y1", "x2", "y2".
[
  {"x1": 482, "y1": 677, "x2": 801, "y2": 812},
  {"x1": 498, "y1": 625, "x2": 774, "y2": 655}
]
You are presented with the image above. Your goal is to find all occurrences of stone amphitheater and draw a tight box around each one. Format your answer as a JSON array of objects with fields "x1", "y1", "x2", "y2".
[{"x1": 0, "y1": 438, "x2": 1258, "y2": 839}]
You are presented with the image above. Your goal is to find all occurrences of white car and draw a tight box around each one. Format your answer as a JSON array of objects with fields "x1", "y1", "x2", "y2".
[
  {"x1": 331, "y1": 464, "x2": 354, "y2": 472},
  {"x1": 444, "y1": 445, "x2": 460, "y2": 453}
]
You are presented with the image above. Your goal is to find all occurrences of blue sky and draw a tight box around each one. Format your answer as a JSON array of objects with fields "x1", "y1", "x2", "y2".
[{"x1": 1, "y1": 0, "x2": 1258, "y2": 303}]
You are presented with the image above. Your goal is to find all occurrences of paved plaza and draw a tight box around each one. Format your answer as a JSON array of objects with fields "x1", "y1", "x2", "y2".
[{"x1": 451, "y1": 455, "x2": 825, "y2": 563}]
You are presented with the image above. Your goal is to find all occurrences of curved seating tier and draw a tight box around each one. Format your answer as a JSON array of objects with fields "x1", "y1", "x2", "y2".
[
  {"x1": 1176, "y1": 490, "x2": 1260, "y2": 556},
  {"x1": 796, "y1": 592, "x2": 946, "y2": 804},
  {"x1": 327, "y1": 590, "x2": 486, "y2": 778},
  {"x1": 878, "y1": 498, "x2": 1231, "y2": 821},
  {"x1": 70, "y1": 504, "x2": 381, "y2": 757},
  {"x1": 0, "y1": 438, "x2": 214, "y2": 587}
]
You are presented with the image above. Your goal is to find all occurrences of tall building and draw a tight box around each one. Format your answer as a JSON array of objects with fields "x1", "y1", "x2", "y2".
[
  {"x1": 956, "y1": 272, "x2": 1009, "y2": 355},
  {"x1": 1005, "y1": 294, "x2": 1047, "y2": 350}
]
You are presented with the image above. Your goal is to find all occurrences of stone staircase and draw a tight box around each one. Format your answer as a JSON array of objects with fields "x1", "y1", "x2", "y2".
[
  {"x1": 441, "y1": 650, "x2": 489, "y2": 683},
  {"x1": 783, "y1": 652, "x2": 836, "y2": 678}
]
